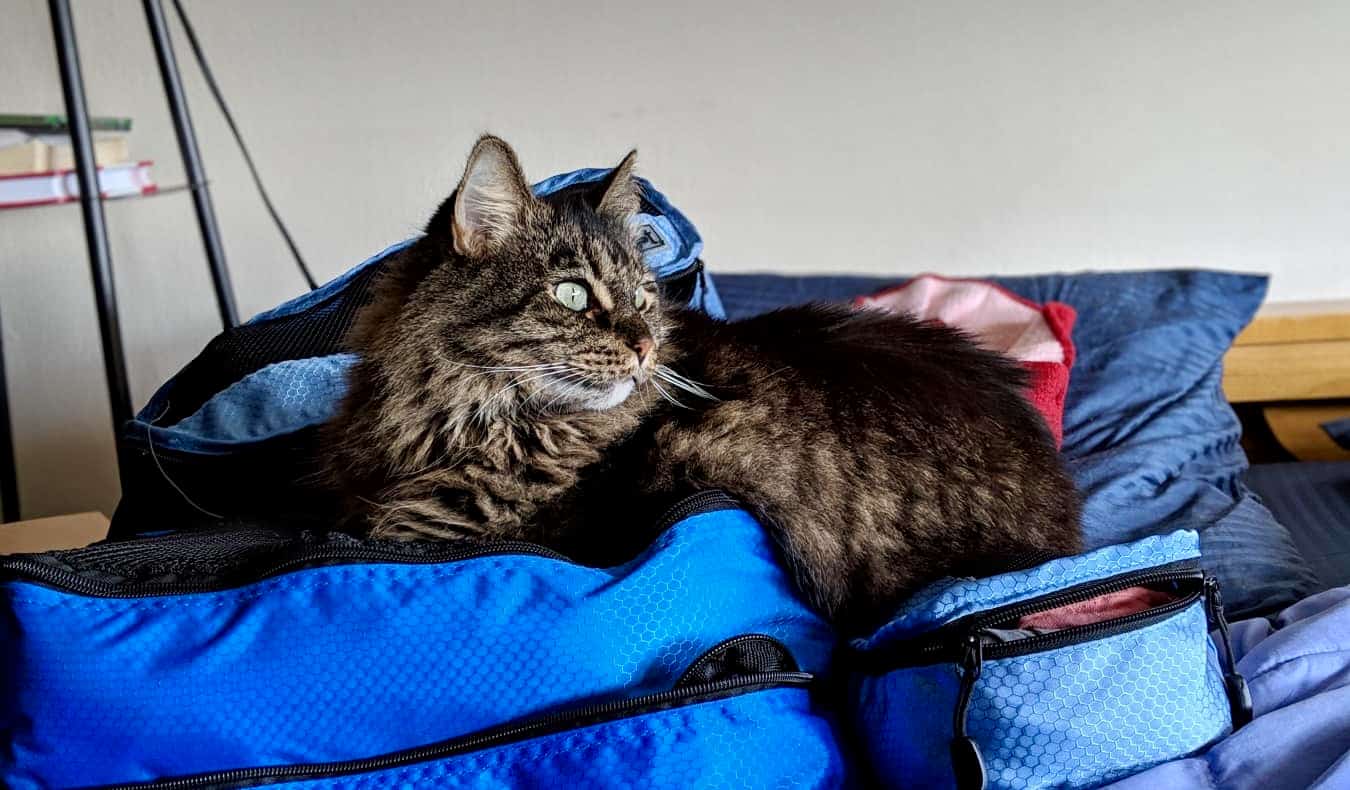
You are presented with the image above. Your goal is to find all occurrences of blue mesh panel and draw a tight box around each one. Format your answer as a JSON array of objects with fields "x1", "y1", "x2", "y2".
[{"x1": 1, "y1": 509, "x2": 834, "y2": 788}]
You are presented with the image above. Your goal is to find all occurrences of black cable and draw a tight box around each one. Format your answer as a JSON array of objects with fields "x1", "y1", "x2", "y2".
[{"x1": 169, "y1": 0, "x2": 319, "y2": 290}]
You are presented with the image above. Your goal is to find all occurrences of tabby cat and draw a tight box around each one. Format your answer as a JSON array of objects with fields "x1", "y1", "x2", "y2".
[{"x1": 322, "y1": 135, "x2": 1081, "y2": 633}]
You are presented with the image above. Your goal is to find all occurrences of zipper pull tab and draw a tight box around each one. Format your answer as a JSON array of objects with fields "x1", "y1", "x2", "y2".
[
  {"x1": 1205, "y1": 576, "x2": 1253, "y2": 729},
  {"x1": 951, "y1": 633, "x2": 987, "y2": 790}
]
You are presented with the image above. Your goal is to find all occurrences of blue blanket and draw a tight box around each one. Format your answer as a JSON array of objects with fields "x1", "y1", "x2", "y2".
[{"x1": 1105, "y1": 586, "x2": 1350, "y2": 789}]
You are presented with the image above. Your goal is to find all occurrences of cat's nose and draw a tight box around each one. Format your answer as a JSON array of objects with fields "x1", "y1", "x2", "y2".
[{"x1": 630, "y1": 336, "x2": 654, "y2": 365}]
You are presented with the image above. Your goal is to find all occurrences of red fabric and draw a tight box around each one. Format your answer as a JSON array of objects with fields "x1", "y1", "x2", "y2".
[
  {"x1": 855, "y1": 277, "x2": 1077, "y2": 447},
  {"x1": 1019, "y1": 302, "x2": 1077, "y2": 446},
  {"x1": 1017, "y1": 587, "x2": 1176, "y2": 630}
]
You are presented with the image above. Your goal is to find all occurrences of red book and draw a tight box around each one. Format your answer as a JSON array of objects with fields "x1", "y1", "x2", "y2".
[{"x1": 0, "y1": 160, "x2": 156, "y2": 209}]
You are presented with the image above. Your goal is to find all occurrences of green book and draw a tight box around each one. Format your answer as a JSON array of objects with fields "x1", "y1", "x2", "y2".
[{"x1": 0, "y1": 113, "x2": 132, "y2": 132}]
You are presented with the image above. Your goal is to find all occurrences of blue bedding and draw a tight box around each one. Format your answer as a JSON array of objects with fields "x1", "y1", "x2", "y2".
[{"x1": 1247, "y1": 462, "x2": 1350, "y2": 589}]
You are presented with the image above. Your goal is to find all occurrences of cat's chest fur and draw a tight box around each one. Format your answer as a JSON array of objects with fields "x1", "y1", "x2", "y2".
[{"x1": 332, "y1": 362, "x2": 644, "y2": 542}]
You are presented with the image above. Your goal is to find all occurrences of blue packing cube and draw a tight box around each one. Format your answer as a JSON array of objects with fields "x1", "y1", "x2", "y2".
[
  {"x1": 0, "y1": 492, "x2": 845, "y2": 789},
  {"x1": 847, "y1": 530, "x2": 1252, "y2": 790},
  {"x1": 110, "y1": 169, "x2": 723, "y2": 538}
]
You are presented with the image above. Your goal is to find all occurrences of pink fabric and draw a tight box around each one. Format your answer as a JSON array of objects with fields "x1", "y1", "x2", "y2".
[
  {"x1": 1017, "y1": 587, "x2": 1176, "y2": 630},
  {"x1": 855, "y1": 275, "x2": 1077, "y2": 446}
]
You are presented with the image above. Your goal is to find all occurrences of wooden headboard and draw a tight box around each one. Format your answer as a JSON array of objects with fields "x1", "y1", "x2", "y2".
[{"x1": 1223, "y1": 300, "x2": 1350, "y2": 462}]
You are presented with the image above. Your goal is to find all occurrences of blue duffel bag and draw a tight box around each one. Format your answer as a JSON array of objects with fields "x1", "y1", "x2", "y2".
[
  {"x1": 109, "y1": 168, "x2": 724, "y2": 538},
  {"x1": 0, "y1": 492, "x2": 844, "y2": 788},
  {"x1": 848, "y1": 530, "x2": 1252, "y2": 790}
]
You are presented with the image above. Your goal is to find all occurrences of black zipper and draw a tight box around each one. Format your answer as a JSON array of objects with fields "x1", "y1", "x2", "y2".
[
  {"x1": 974, "y1": 584, "x2": 1204, "y2": 661},
  {"x1": 648, "y1": 490, "x2": 739, "y2": 536},
  {"x1": 92, "y1": 662, "x2": 811, "y2": 789},
  {"x1": 1205, "y1": 576, "x2": 1254, "y2": 729},
  {"x1": 655, "y1": 258, "x2": 705, "y2": 305},
  {"x1": 1, "y1": 490, "x2": 741, "y2": 599},
  {"x1": 0, "y1": 540, "x2": 567, "y2": 599},
  {"x1": 951, "y1": 634, "x2": 987, "y2": 790},
  {"x1": 853, "y1": 561, "x2": 1205, "y2": 673}
]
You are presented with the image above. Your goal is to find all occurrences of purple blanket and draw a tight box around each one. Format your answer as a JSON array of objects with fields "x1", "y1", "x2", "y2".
[{"x1": 1105, "y1": 587, "x2": 1350, "y2": 789}]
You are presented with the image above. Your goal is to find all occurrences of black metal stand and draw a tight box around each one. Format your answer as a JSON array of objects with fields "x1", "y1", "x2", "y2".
[
  {"x1": 14, "y1": 0, "x2": 242, "y2": 521},
  {"x1": 0, "y1": 302, "x2": 19, "y2": 523},
  {"x1": 48, "y1": 0, "x2": 135, "y2": 433},
  {"x1": 143, "y1": 0, "x2": 239, "y2": 329}
]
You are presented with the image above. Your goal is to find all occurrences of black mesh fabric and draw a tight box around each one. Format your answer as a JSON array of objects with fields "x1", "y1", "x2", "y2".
[
  {"x1": 676, "y1": 637, "x2": 800, "y2": 687},
  {"x1": 10, "y1": 529, "x2": 299, "y2": 583},
  {"x1": 1, "y1": 527, "x2": 487, "y2": 589}
]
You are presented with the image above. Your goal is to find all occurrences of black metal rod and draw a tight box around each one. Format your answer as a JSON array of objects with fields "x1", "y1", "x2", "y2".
[
  {"x1": 143, "y1": 0, "x2": 239, "y2": 329},
  {"x1": 49, "y1": 0, "x2": 135, "y2": 434},
  {"x1": 0, "y1": 302, "x2": 19, "y2": 523}
]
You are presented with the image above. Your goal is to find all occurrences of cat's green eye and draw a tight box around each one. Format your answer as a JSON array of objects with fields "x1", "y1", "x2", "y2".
[
  {"x1": 634, "y1": 285, "x2": 653, "y2": 312},
  {"x1": 553, "y1": 281, "x2": 589, "y2": 311}
]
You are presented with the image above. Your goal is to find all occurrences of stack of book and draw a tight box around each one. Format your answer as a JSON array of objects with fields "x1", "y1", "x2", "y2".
[{"x1": 0, "y1": 113, "x2": 156, "y2": 209}]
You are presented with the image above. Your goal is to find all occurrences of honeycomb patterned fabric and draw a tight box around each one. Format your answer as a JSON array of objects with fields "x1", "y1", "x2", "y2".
[
  {"x1": 851, "y1": 529, "x2": 1234, "y2": 789},
  {"x1": 0, "y1": 507, "x2": 837, "y2": 789}
]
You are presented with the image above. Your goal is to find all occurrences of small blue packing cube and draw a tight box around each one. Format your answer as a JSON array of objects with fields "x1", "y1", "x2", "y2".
[{"x1": 848, "y1": 530, "x2": 1252, "y2": 790}]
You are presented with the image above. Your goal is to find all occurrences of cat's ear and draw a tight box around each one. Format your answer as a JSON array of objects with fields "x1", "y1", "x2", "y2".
[
  {"x1": 452, "y1": 135, "x2": 533, "y2": 257},
  {"x1": 595, "y1": 149, "x2": 640, "y2": 222}
]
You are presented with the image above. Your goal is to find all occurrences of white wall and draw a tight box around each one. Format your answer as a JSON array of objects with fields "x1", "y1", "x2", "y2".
[{"x1": 3, "y1": 0, "x2": 1349, "y2": 519}]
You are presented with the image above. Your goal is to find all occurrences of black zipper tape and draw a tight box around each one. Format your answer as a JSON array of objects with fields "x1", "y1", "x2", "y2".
[
  {"x1": 1205, "y1": 576, "x2": 1254, "y2": 729},
  {"x1": 656, "y1": 258, "x2": 705, "y2": 306},
  {"x1": 950, "y1": 633, "x2": 987, "y2": 790},
  {"x1": 89, "y1": 640, "x2": 810, "y2": 790},
  {"x1": 648, "y1": 490, "x2": 739, "y2": 536},
  {"x1": 0, "y1": 541, "x2": 566, "y2": 599},
  {"x1": 851, "y1": 560, "x2": 1204, "y2": 673},
  {"x1": 1, "y1": 491, "x2": 742, "y2": 598}
]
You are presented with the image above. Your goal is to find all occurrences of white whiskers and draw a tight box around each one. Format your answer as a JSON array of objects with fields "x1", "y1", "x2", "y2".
[
  {"x1": 653, "y1": 365, "x2": 719, "y2": 403},
  {"x1": 648, "y1": 377, "x2": 689, "y2": 409}
]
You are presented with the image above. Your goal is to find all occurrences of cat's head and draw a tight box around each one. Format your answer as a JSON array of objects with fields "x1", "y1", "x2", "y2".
[{"x1": 394, "y1": 135, "x2": 663, "y2": 413}]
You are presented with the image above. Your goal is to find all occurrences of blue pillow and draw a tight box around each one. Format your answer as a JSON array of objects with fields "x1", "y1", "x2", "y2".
[{"x1": 713, "y1": 271, "x2": 1320, "y2": 617}]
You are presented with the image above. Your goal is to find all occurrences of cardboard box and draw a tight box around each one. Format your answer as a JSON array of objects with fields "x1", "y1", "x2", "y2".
[{"x1": 0, "y1": 512, "x2": 110, "y2": 554}]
